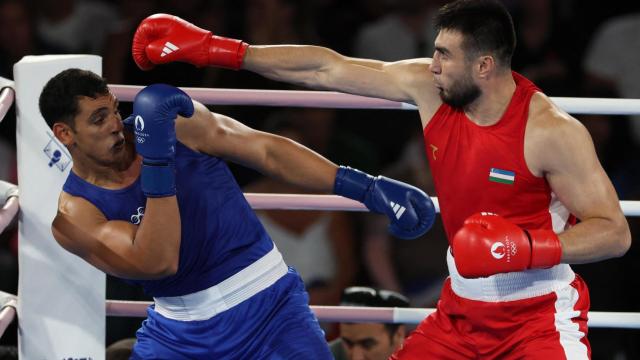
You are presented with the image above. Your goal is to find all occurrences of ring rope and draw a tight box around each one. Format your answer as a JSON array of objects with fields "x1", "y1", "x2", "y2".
[
  {"x1": 244, "y1": 193, "x2": 640, "y2": 216},
  {"x1": 0, "y1": 87, "x2": 15, "y2": 124},
  {"x1": 0, "y1": 291, "x2": 17, "y2": 339},
  {"x1": 104, "y1": 300, "x2": 640, "y2": 329},
  {"x1": 0, "y1": 197, "x2": 19, "y2": 234},
  {"x1": 109, "y1": 85, "x2": 640, "y2": 115}
]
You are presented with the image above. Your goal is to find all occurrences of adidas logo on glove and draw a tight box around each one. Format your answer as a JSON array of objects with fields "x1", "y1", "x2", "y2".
[
  {"x1": 161, "y1": 42, "x2": 180, "y2": 57},
  {"x1": 390, "y1": 201, "x2": 406, "y2": 219}
]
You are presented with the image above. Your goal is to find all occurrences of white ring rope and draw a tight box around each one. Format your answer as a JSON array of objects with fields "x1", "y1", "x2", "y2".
[
  {"x1": 0, "y1": 197, "x2": 19, "y2": 234},
  {"x1": 109, "y1": 85, "x2": 640, "y2": 115},
  {"x1": 104, "y1": 300, "x2": 640, "y2": 329},
  {"x1": 0, "y1": 291, "x2": 17, "y2": 339},
  {"x1": 0, "y1": 86, "x2": 15, "y2": 124},
  {"x1": 244, "y1": 194, "x2": 640, "y2": 217}
]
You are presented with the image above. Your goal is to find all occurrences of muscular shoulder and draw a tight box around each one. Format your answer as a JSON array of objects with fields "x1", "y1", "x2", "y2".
[
  {"x1": 57, "y1": 191, "x2": 102, "y2": 218},
  {"x1": 384, "y1": 58, "x2": 432, "y2": 81},
  {"x1": 385, "y1": 58, "x2": 441, "y2": 122},
  {"x1": 525, "y1": 92, "x2": 594, "y2": 174},
  {"x1": 385, "y1": 58, "x2": 436, "y2": 95},
  {"x1": 54, "y1": 192, "x2": 107, "y2": 253},
  {"x1": 175, "y1": 101, "x2": 223, "y2": 153}
]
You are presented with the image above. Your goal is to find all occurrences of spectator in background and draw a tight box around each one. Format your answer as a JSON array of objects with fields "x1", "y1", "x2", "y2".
[
  {"x1": 244, "y1": 110, "x2": 358, "y2": 307},
  {"x1": 329, "y1": 286, "x2": 410, "y2": 360},
  {"x1": 353, "y1": 0, "x2": 441, "y2": 61},
  {"x1": 105, "y1": 338, "x2": 135, "y2": 360},
  {"x1": 102, "y1": 0, "x2": 159, "y2": 85},
  {"x1": 0, "y1": 345, "x2": 18, "y2": 360},
  {"x1": 583, "y1": 10, "x2": 640, "y2": 140},
  {"x1": 509, "y1": 0, "x2": 578, "y2": 95},
  {"x1": 0, "y1": 0, "x2": 46, "y2": 78},
  {"x1": 362, "y1": 133, "x2": 448, "y2": 307},
  {"x1": 34, "y1": 0, "x2": 119, "y2": 55}
]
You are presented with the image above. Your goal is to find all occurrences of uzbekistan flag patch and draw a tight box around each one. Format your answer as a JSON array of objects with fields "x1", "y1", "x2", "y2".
[{"x1": 489, "y1": 168, "x2": 515, "y2": 185}]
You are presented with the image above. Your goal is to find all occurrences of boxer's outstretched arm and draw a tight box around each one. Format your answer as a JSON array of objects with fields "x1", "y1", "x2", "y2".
[
  {"x1": 177, "y1": 102, "x2": 337, "y2": 192},
  {"x1": 243, "y1": 46, "x2": 435, "y2": 104},
  {"x1": 177, "y1": 101, "x2": 436, "y2": 239},
  {"x1": 132, "y1": 13, "x2": 442, "y2": 124}
]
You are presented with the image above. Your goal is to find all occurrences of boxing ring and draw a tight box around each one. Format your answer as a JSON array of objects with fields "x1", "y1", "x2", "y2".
[{"x1": 3, "y1": 55, "x2": 640, "y2": 358}]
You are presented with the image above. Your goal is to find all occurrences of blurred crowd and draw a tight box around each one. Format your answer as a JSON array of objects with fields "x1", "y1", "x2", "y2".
[{"x1": 1, "y1": 0, "x2": 639, "y2": 358}]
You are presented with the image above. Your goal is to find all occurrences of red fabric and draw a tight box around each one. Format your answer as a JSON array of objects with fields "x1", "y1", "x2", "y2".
[
  {"x1": 391, "y1": 276, "x2": 591, "y2": 359},
  {"x1": 424, "y1": 72, "x2": 557, "y2": 244}
]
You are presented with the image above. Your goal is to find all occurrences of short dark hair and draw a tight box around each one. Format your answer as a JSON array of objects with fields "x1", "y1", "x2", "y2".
[
  {"x1": 39, "y1": 68, "x2": 109, "y2": 129},
  {"x1": 434, "y1": 0, "x2": 516, "y2": 68},
  {"x1": 340, "y1": 287, "x2": 410, "y2": 338}
]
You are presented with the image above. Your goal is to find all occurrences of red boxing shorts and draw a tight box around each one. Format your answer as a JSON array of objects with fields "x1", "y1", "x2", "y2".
[{"x1": 392, "y1": 274, "x2": 591, "y2": 359}]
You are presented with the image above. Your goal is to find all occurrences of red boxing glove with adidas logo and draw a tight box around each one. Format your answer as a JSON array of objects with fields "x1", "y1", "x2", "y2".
[
  {"x1": 132, "y1": 13, "x2": 248, "y2": 70},
  {"x1": 451, "y1": 212, "x2": 562, "y2": 278}
]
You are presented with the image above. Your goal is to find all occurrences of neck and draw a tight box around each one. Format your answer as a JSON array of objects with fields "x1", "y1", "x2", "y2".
[
  {"x1": 71, "y1": 153, "x2": 141, "y2": 189},
  {"x1": 465, "y1": 70, "x2": 516, "y2": 126}
]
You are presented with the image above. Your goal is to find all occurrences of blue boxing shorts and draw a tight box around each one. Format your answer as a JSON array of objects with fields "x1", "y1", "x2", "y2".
[{"x1": 130, "y1": 266, "x2": 331, "y2": 359}]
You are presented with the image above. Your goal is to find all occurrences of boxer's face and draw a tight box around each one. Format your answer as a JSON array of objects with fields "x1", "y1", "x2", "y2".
[
  {"x1": 431, "y1": 29, "x2": 481, "y2": 109},
  {"x1": 61, "y1": 93, "x2": 134, "y2": 169},
  {"x1": 339, "y1": 323, "x2": 405, "y2": 360}
]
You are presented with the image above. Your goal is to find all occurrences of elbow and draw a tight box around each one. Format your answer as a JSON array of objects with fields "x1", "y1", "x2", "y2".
[
  {"x1": 611, "y1": 218, "x2": 631, "y2": 258},
  {"x1": 157, "y1": 255, "x2": 180, "y2": 277},
  {"x1": 143, "y1": 254, "x2": 179, "y2": 279}
]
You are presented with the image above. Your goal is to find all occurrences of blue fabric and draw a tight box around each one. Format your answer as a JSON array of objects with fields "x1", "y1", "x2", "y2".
[
  {"x1": 62, "y1": 142, "x2": 274, "y2": 297},
  {"x1": 130, "y1": 269, "x2": 332, "y2": 360}
]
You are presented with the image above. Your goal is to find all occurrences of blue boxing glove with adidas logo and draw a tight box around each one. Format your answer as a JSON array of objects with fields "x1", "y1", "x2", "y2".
[
  {"x1": 130, "y1": 84, "x2": 194, "y2": 197},
  {"x1": 334, "y1": 166, "x2": 436, "y2": 239}
]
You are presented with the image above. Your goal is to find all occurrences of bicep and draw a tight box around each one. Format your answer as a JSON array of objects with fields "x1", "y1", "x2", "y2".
[
  {"x1": 177, "y1": 105, "x2": 273, "y2": 168},
  {"x1": 323, "y1": 57, "x2": 437, "y2": 104},
  {"x1": 53, "y1": 201, "x2": 141, "y2": 278},
  {"x1": 544, "y1": 121, "x2": 622, "y2": 221}
]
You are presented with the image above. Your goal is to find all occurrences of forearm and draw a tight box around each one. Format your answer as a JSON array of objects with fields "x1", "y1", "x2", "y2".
[
  {"x1": 243, "y1": 45, "x2": 401, "y2": 100},
  {"x1": 243, "y1": 45, "x2": 343, "y2": 89},
  {"x1": 559, "y1": 216, "x2": 630, "y2": 264},
  {"x1": 134, "y1": 197, "x2": 181, "y2": 275},
  {"x1": 263, "y1": 135, "x2": 338, "y2": 193}
]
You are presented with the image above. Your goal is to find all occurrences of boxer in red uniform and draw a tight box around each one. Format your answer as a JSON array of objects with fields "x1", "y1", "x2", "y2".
[{"x1": 131, "y1": 0, "x2": 631, "y2": 358}]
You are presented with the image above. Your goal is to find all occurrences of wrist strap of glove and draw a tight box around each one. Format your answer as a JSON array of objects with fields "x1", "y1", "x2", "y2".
[
  {"x1": 141, "y1": 162, "x2": 176, "y2": 198},
  {"x1": 333, "y1": 166, "x2": 374, "y2": 202},
  {"x1": 208, "y1": 36, "x2": 249, "y2": 70},
  {"x1": 526, "y1": 229, "x2": 562, "y2": 269}
]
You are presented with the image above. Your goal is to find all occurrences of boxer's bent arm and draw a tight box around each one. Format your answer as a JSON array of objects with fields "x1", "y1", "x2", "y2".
[
  {"x1": 530, "y1": 103, "x2": 630, "y2": 263},
  {"x1": 243, "y1": 45, "x2": 435, "y2": 104},
  {"x1": 177, "y1": 102, "x2": 337, "y2": 192},
  {"x1": 52, "y1": 194, "x2": 180, "y2": 279}
]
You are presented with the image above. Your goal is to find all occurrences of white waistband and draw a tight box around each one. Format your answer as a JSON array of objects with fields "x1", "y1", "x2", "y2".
[
  {"x1": 447, "y1": 248, "x2": 575, "y2": 302},
  {"x1": 154, "y1": 246, "x2": 288, "y2": 321}
]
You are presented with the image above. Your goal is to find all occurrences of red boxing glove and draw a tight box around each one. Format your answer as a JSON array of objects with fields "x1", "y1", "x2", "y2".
[
  {"x1": 132, "y1": 13, "x2": 248, "y2": 70},
  {"x1": 452, "y1": 212, "x2": 562, "y2": 278}
]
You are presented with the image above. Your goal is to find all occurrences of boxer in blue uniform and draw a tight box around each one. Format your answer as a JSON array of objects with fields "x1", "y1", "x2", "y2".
[{"x1": 39, "y1": 69, "x2": 436, "y2": 359}]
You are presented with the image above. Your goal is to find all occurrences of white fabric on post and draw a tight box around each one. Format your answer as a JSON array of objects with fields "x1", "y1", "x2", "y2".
[{"x1": 15, "y1": 55, "x2": 105, "y2": 360}]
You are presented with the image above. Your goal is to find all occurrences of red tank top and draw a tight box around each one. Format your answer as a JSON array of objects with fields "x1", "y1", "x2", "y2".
[{"x1": 424, "y1": 72, "x2": 572, "y2": 244}]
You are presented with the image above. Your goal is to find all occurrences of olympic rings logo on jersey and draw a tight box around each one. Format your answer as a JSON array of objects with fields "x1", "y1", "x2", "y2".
[{"x1": 130, "y1": 206, "x2": 145, "y2": 225}]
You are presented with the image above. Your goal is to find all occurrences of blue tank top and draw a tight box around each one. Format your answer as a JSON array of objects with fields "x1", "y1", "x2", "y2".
[{"x1": 63, "y1": 142, "x2": 274, "y2": 297}]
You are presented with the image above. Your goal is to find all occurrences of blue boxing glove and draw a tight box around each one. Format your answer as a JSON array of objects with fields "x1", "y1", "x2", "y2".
[
  {"x1": 334, "y1": 166, "x2": 435, "y2": 239},
  {"x1": 132, "y1": 84, "x2": 194, "y2": 197}
]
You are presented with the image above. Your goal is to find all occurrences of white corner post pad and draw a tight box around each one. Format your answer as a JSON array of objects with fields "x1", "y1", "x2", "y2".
[{"x1": 14, "y1": 55, "x2": 106, "y2": 360}]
